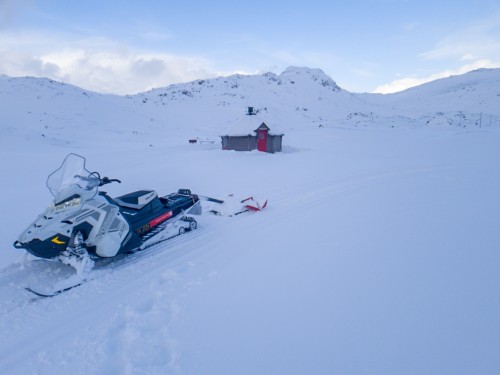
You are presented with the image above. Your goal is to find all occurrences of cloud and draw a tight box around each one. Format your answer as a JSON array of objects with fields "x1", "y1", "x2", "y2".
[
  {"x1": 0, "y1": 32, "x2": 217, "y2": 94},
  {"x1": 42, "y1": 50, "x2": 215, "y2": 94},
  {"x1": 420, "y1": 12, "x2": 500, "y2": 61},
  {"x1": 373, "y1": 12, "x2": 500, "y2": 94},
  {"x1": 372, "y1": 59, "x2": 500, "y2": 94},
  {"x1": 420, "y1": 37, "x2": 500, "y2": 61},
  {"x1": 460, "y1": 54, "x2": 476, "y2": 61}
]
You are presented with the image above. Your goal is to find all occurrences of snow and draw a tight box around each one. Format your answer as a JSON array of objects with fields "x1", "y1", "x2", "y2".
[{"x1": 1, "y1": 68, "x2": 500, "y2": 374}]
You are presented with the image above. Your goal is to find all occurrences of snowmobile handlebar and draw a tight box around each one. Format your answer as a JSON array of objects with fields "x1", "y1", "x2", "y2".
[
  {"x1": 99, "y1": 177, "x2": 121, "y2": 186},
  {"x1": 81, "y1": 172, "x2": 121, "y2": 186},
  {"x1": 99, "y1": 177, "x2": 122, "y2": 186}
]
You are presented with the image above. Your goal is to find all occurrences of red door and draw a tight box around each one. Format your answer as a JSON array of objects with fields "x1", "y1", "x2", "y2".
[{"x1": 257, "y1": 129, "x2": 267, "y2": 152}]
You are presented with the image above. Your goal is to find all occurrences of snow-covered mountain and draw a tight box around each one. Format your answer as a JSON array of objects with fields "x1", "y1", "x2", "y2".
[
  {"x1": 1, "y1": 67, "x2": 499, "y2": 148},
  {"x1": 0, "y1": 68, "x2": 499, "y2": 375}
]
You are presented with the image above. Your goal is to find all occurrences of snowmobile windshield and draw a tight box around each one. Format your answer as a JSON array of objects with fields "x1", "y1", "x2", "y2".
[{"x1": 47, "y1": 153, "x2": 100, "y2": 205}]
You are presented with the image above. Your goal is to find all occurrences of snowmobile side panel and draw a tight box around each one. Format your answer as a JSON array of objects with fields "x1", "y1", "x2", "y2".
[{"x1": 116, "y1": 231, "x2": 143, "y2": 255}]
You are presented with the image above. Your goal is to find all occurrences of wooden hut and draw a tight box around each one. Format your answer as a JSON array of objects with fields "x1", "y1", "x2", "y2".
[{"x1": 221, "y1": 122, "x2": 284, "y2": 153}]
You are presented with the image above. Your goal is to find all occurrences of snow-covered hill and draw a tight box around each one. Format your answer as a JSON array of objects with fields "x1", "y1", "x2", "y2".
[
  {"x1": 0, "y1": 68, "x2": 499, "y2": 374},
  {"x1": 1, "y1": 67, "x2": 499, "y2": 148},
  {"x1": 366, "y1": 68, "x2": 500, "y2": 127}
]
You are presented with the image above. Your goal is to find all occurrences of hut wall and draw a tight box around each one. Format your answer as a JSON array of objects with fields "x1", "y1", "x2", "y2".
[
  {"x1": 221, "y1": 133, "x2": 283, "y2": 153},
  {"x1": 221, "y1": 135, "x2": 257, "y2": 151},
  {"x1": 266, "y1": 134, "x2": 283, "y2": 153}
]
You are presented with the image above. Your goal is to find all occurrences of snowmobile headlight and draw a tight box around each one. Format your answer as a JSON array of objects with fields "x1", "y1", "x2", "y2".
[{"x1": 52, "y1": 197, "x2": 81, "y2": 212}]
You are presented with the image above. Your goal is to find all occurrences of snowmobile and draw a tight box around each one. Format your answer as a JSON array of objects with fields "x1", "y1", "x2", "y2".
[{"x1": 14, "y1": 153, "x2": 201, "y2": 285}]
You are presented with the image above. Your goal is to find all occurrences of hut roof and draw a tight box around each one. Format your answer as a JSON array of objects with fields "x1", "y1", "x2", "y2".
[{"x1": 255, "y1": 122, "x2": 270, "y2": 132}]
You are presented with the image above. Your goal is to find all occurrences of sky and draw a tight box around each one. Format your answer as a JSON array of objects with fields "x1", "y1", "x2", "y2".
[{"x1": 1, "y1": 0, "x2": 500, "y2": 94}]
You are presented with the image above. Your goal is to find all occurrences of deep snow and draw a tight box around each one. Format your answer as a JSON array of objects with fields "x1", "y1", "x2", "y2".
[{"x1": 0, "y1": 68, "x2": 499, "y2": 374}]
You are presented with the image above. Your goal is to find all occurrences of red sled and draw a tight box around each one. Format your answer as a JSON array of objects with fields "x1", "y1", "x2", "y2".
[{"x1": 241, "y1": 197, "x2": 268, "y2": 212}]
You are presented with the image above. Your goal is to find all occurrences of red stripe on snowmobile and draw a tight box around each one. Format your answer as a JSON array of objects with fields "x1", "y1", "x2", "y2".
[{"x1": 149, "y1": 211, "x2": 173, "y2": 227}]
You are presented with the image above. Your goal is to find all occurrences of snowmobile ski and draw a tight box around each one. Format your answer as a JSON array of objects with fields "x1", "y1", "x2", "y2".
[{"x1": 25, "y1": 281, "x2": 86, "y2": 298}]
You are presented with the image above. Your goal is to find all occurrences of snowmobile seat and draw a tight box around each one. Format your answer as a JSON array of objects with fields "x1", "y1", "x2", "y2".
[{"x1": 114, "y1": 190, "x2": 158, "y2": 210}]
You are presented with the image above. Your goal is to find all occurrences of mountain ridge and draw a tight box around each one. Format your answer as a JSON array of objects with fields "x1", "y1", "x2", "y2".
[{"x1": 1, "y1": 67, "x2": 499, "y2": 148}]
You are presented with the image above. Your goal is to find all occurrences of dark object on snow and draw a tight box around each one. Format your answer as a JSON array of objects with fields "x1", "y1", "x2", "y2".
[
  {"x1": 189, "y1": 139, "x2": 197, "y2": 144},
  {"x1": 25, "y1": 282, "x2": 85, "y2": 298},
  {"x1": 247, "y1": 107, "x2": 256, "y2": 115},
  {"x1": 200, "y1": 195, "x2": 268, "y2": 216},
  {"x1": 221, "y1": 122, "x2": 284, "y2": 153}
]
